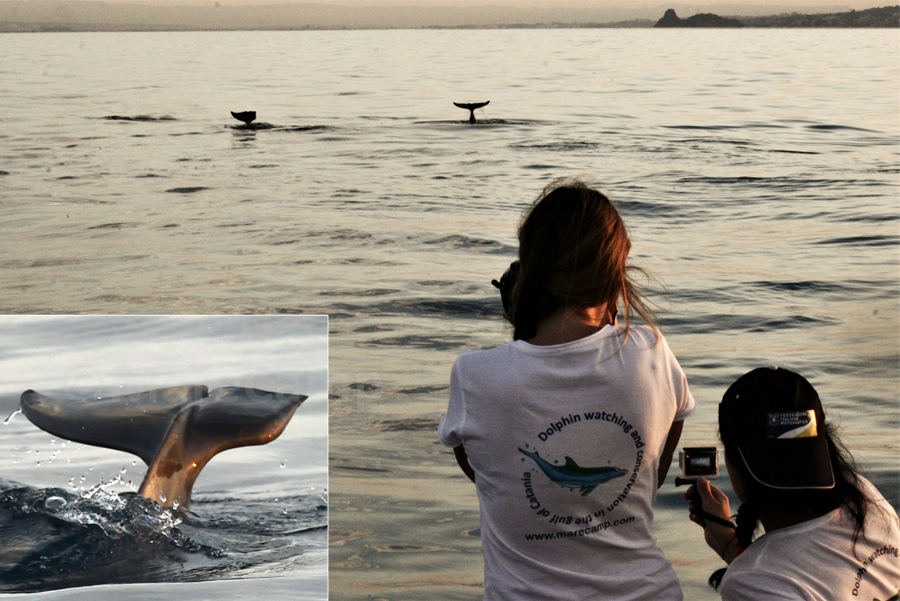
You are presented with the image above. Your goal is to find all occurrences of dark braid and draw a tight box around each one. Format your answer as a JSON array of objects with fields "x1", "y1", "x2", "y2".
[
  {"x1": 734, "y1": 498, "x2": 762, "y2": 549},
  {"x1": 709, "y1": 499, "x2": 763, "y2": 590}
]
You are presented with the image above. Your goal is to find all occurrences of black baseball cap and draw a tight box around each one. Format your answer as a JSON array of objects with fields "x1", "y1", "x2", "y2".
[{"x1": 719, "y1": 367, "x2": 835, "y2": 490}]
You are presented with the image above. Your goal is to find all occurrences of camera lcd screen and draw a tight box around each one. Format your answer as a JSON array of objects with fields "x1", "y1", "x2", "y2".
[{"x1": 679, "y1": 447, "x2": 719, "y2": 479}]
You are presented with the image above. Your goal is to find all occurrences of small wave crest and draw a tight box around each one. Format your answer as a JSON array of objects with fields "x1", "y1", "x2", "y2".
[
  {"x1": 341, "y1": 297, "x2": 500, "y2": 320},
  {"x1": 2, "y1": 481, "x2": 199, "y2": 546},
  {"x1": 101, "y1": 115, "x2": 176, "y2": 122},
  {"x1": 0, "y1": 483, "x2": 211, "y2": 592},
  {"x1": 509, "y1": 140, "x2": 600, "y2": 152},
  {"x1": 228, "y1": 124, "x2": 334, "y2": 132},
  {"x1": 817, "y1": 235, "x2": 898, "y2": 247}
]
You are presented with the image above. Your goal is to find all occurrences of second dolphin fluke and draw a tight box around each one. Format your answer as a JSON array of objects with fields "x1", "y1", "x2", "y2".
[
  {"x1": 231, "y1": 111, "x2": 257, "y2": 126},
  {"x1": 453, "y1": 101, "x2": 490, "y2": 124}
]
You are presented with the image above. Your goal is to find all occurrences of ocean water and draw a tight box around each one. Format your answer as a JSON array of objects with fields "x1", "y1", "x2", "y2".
[{"x1": 0, "y1": 27, "x2": 898, "y2": 600}]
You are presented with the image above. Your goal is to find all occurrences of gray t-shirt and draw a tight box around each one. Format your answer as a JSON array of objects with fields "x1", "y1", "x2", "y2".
[
  {"x1": 439, "y1": 325, "x2": 695, "y2": 601},
  {"x1": 722, "y1": 477, "x2": 900, "y2": 601}
]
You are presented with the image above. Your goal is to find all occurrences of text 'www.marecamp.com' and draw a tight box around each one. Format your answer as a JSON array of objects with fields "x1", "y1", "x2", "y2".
[{"x1": 525, "y1": 516, "x2": 635, "y2": 540}]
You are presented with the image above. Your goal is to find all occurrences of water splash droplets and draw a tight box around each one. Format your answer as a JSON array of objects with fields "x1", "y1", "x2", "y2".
[{"x1": 44, "y1": 496, "x2": 67, "y2": 510}]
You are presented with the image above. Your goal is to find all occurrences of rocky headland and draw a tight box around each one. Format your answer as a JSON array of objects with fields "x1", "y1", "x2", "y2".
[{"x1": 654, "y1": 9, "x2": 743, "y2": 27}]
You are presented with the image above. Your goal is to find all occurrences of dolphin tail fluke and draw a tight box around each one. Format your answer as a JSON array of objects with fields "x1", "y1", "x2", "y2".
[
  {"x1": 20, "y1": 387, "x2": 306, "y2": 509},
  {"x1": 139, "y1": 387, "x2": 305, "y2": 508},
  {"x1": 518, "y1": 447, "x2": 538, "y2": 460},
  {"x1": 231, "y1": 111, "x2": 257, "y2": 125},
  {"x1": 453, "y1": 101, "x2": 490, "y2": 124},
  {"x1": 138, "y1": 388, "x2": 306, "y2": 507},
  {"x1": 20, "y1": 386, "x2": 209, "y2": 465}
]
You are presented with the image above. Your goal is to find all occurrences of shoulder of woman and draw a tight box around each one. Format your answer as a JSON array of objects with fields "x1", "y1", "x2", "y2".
[
  {"x1": 856, "y1": 476, "x2": 900, "y2": 529},
  {"x1": 621, "y1": 324, "x2": 667, "y2": 350},
  {"x1": 721, "y1": 552, "x2": 804, "y2": 601},
  {"x1": 454, "y1": 341, "x2": 518, "y2": 368}
]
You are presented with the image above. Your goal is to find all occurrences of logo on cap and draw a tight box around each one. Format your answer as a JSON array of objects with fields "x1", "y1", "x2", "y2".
[{"x1": 766, "y1": 410, "x2": 818, "y2": 439}]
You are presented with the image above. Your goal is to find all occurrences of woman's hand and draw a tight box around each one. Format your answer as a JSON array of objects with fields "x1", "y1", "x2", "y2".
[{"x1": 684, "y1": 478, "x2": 741, "y2": 564}]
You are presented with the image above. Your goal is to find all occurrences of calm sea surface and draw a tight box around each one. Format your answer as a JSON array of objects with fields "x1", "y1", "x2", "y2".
[{"x1": 0, "y1": 28, "x2": 898, "y2": 600}]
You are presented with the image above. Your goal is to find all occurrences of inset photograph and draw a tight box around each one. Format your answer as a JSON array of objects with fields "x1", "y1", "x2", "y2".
[{"x1": 0, "y1": 315, "x2": 327, "y2": 599}]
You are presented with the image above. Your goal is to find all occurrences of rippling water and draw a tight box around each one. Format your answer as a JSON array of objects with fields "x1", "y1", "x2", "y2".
[{"x1": 0, "y1": 28, "x2": 898, "y2": 600}]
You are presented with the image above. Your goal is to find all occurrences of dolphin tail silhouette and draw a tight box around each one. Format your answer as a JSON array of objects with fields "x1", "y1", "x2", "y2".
[
  {"x1": 231, "y1": 111, "x2": 257, "y2": 125},
  {"x1": 453, "y1": 101, "x2": 490, "y2": 124},
  {"x1": 20, "y1": 386, "x2": 306, "y2": 509}
]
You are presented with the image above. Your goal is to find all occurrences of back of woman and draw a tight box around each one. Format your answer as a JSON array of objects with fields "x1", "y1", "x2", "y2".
[
  {"x1": 442, "y1": 325, "x2": 693, "y2": 600},
  {"x1": 439, "y1": 181, "x2": 695, "y2": 600}
]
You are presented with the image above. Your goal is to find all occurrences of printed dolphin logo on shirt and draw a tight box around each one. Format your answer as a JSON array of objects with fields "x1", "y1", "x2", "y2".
[{"x1": 519, "y1": 448, "x2": 627, "y2": 496}]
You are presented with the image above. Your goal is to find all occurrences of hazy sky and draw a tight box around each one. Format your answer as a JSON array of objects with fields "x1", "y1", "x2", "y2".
[
  {"x1": 2, "y1": 0, "x2": 889, "y2": 32},
  {"x1": 80, "y1": 0, "x2": 890, "y2": 7}
]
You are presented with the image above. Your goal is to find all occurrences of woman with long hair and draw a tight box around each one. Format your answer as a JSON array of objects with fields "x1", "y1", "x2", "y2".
[
  {"x1": 438, "y1": 180, "x2": 695, "y2": 600},
  {"x1": 686, "y1": 367, "x2": 900, "y2": 599}
]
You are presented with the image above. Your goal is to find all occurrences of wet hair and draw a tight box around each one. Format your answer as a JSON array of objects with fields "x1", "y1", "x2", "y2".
[
  {"x1": 509, "y1": 179, "x2": 655, "y2": 341},
  {"x1": 709, "y1": 422, "x2": 872, "y2": 589}
]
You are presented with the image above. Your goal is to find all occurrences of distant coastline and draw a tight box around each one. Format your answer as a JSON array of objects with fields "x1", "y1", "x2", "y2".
[
  {"x1": 0, "y1": 2, "x2": 897, "y2": 32},
  {"x1": 653, "y1": 5, "x2": 899, "y2": 26}
]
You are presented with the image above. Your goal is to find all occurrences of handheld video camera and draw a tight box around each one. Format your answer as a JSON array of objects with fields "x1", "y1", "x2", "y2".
[
  {"x1": 675, "y1": 446, "x2": 735, "y2": 530},
  {"x1": 674, "y1": 446, "x2": 719, "y2": 487}
]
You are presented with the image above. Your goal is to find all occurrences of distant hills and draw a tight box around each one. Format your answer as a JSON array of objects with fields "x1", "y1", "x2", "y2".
[
  {"x1": 654, "y1": 5, "x2": 899, "y2": 26},
  {"x1": 0, "y1": 1, "x2": 897, "y2": 32},
  {"x1": 738, "y1": 4, "x2": 899, "y2": 25}
]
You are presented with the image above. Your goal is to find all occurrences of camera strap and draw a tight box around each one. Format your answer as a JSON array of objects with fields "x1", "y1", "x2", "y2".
[{"x1": 697, "y1": 507, "x2": 736, "y2": 530}]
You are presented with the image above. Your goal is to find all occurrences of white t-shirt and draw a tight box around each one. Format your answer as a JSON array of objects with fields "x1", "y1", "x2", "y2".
[
  {"x1": 438, "y1": 325, "x2": 695, "y2": 601},
  {"x1": 722, "y1": 478, "x2": 900, "y2": 601}
]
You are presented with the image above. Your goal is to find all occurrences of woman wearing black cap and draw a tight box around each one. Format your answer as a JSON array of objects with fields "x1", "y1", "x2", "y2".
[{"x1": 686, "y1": 367, "x2": 900, "y2": 600}]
